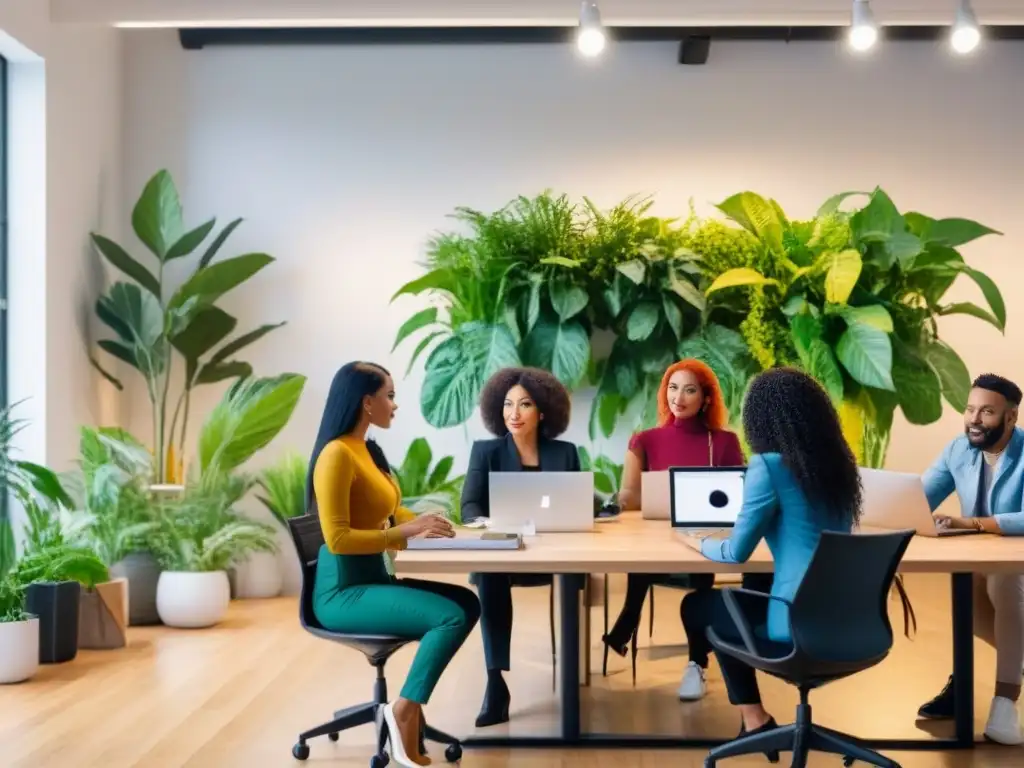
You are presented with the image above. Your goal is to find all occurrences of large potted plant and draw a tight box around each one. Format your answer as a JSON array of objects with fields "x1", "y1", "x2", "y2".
[
  {"x1": 89, "y1": 169, "x2": 287, "y2": 484},
  {"x1": 62, "y1": 427, "x2": 158, "y2": 643},
  {"x1": 390, "y1": 438, "x2": 465, "y2": 523},
  {"x1": 196, "y1": 373, "x2": 306, "y2": 599},
  {"x1": 149, "y1": 478, "x2": 277, "y2": 628},
  {"x1": 0, "y1": 576, "x2": 37, "y2": 684}
]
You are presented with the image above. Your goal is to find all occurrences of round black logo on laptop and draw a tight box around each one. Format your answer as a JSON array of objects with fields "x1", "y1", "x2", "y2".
[{"x1": 709, "y1": 490, "x2": 729, "y2": 509}]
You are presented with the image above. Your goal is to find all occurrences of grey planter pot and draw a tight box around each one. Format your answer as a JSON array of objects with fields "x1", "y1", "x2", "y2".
[{"x1": 110, "y1": 552, "x2": 163, "y2": 626}]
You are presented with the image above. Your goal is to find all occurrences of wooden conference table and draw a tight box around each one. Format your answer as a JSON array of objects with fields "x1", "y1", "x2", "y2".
[{"x1": 396, "y1": 512, "x2": 1024, "y2": 752}]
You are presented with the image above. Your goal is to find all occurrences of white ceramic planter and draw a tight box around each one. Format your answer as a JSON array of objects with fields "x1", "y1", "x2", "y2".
[
  {"x1": 234, "y1": 550, "x2": 283, "y2": 599},
  {"x1": 156, "y1": 571, "x2": 230, "y2": 629},
  {"x1": 0, "y1": 617, "x2": 40, "y2": 684}
]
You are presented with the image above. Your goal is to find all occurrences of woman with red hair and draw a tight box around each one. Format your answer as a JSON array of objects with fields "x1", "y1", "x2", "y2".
[{"x1": 603, "y1": 359, "x2": 771, "y2": 701}]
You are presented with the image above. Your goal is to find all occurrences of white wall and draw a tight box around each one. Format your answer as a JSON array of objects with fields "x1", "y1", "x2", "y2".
[
  {"x1": 0, "y1": 6, "x2": 124, "y2": 469},
  {"x1": 120, "y1": 32, "x2": 1024, "y2": 478}
]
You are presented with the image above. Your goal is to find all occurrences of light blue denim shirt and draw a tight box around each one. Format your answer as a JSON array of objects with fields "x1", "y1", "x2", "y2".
[
  {"x1": 922, "y1": 427, "x2": 1024, "y2": 535},
  {"x1": 700, "y1": 453, "x2": 851, "y2": 642}
]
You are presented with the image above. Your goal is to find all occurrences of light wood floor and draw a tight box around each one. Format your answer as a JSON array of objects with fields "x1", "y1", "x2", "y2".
[{"x1": 0, "y1": 573, "x2": 1021, "y2": 767}]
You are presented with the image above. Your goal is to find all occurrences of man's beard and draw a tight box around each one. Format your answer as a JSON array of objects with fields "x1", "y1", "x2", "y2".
[{"x1": 966, "y1": 418, "x2": 1008, "y2": 450}]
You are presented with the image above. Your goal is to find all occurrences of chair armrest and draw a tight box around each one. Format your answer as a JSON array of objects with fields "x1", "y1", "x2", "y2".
[{"x1": 720, "y1": 588, "x2": 793, "y2": 655}]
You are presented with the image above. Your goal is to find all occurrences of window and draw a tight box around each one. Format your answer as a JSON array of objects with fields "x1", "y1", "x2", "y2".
[{"x1": 0, "y1": 54, "x2": 6, "y2": 410}]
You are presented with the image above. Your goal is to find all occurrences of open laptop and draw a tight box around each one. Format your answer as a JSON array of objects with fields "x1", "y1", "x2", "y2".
[
  {"x1": 858, "y1": 468, "x2": 980, "y2": 537},
  {"x1": 641, "y1": 471, "x2": 671, "y2": 520},
  {"x1": 488, "y1": 471, "x2": 595, "y2": 533},
  {"x1": 669, "y1": 466, "x2": 746, "y2": 539}
]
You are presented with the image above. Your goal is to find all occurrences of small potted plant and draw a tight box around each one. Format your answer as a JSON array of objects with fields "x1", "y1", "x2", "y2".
[
  {"x1": 62, "y1": 427, "x2": 158, "y2": 644},
  {"x1": 0, "y1": 576, "x2": 38, "y2": 684},
  {"x1": 149, "y1": 478, "x2": 277, "y2": 628},
  {"x1": 16, "y1": 499, "x2": 110, "y2": 663}
]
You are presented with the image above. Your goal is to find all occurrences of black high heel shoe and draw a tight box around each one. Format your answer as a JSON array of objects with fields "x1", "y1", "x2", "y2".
[
  {"x1": 601, "y1": 633, "x2": 628, "y2": 658},
  {"x1": 475, "y1": 673, "x2": 511, "y2": 728},
  {"x1": 739, "y1": 717, "x2": 780, "y2": 763}
]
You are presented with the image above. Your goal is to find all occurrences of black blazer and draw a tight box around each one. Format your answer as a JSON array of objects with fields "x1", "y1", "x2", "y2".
[{"x1": 460, "y1": 434, "x2": 581, "y2": 521}]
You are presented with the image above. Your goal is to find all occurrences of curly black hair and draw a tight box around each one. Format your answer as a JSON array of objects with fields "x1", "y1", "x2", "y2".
[
  {"x1": 479, "y1": 367, "x2": 572, "y2": 439},
  {"x1": 742, "y1": 367, "x2": 862, "y2": 525}
]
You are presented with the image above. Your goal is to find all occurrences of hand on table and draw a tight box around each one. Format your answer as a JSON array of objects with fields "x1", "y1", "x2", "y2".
[
  {"x1": 396, "y1": 514, "x2": 455, "y2": 540},
  {"x1": 934, "y1": 514, "x2": 972, "y2": 531}
]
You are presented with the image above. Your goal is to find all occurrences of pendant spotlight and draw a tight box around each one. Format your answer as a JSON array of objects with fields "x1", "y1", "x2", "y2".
[
  {"x1": 577, "y1": 1, "x2": 606, "y2": 57},
  {"x1": 849, "y1": 0, "x2": 879, "y2": 52},
  {"x1": 951, "y1": 0, "x2": 981, "y2": 54}
]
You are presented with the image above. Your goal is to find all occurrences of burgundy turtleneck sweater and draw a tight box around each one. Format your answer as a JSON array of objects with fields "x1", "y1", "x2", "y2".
[{"x1": 628, "y1": 417, "x2": 744, "y2": 471}]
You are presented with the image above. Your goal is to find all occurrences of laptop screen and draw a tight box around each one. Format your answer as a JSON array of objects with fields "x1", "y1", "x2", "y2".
[{"x1": 669, "y1": 467, "x2": 746, "y2": 528}]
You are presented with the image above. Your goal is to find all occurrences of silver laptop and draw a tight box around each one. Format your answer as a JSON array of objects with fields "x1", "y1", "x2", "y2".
[
  {"x1": 858, "y1": 468, "x2": 979, "y2": 538},
  {"x1": 641, "y1": 471, "x2": 671, "y2": 519},
  {"x1": 488, "y1": 471, "x2": 595, "y2": 533},
  {"x1": 669, "y1": 467, "x2": 746, "y2": 535}
]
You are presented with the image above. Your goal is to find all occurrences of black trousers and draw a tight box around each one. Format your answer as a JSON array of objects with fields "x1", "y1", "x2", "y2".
[
  {"x1": 472, "y1": 572, "x2": 552, "y2": 671},
  {"x1": 679, "y1": 576, "x2": 777, "y2": 706},
  {"x1": 606, "y1": 573, "x2": 715, "y2": 652}
]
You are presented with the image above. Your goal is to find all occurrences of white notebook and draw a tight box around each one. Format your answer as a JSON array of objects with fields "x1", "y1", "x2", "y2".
[{"x1": 405, "y1": 534, "x2": 524, "y2": 550}]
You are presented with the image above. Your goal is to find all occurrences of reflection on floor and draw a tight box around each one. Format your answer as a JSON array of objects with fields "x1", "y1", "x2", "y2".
[{"x1": 0, "y1": 573, "x2": 1019, "y2": 766}]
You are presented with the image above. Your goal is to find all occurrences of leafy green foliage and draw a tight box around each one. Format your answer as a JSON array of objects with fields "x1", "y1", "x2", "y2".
[
  {"x1": 256, "y1": 452, "x2": 308, "y2": 526},
  {"x1": 198, "y1": 374, "x2": 307, "y2": 480},
  {"x1": 392, "y1": 192, "x2": 706, "y2": 435},
  {"x1": 390, "y1": 438, "x2": 466, "y2": 523},
  {"x1": 392, "y1": 188, "x2": 1002, "y2": 470},
  {"x1": 577, "y1": 447, "x2": 623, "y2": 501},
  {"x1": 60, "y1": 427, "x2": 156, "y2": 567},
  {"x1": 0, "y1": 403, "x2": 75, "y2": 578},
  {"x1": 147, "y1": 474, "x2": 277, "y2": 573},
  {"x1": 696, "y1": 187, "x2": 1000, "y2": 465},
  {"x1": 91, "y1": 170, "x2": 286, "y2": 483}
]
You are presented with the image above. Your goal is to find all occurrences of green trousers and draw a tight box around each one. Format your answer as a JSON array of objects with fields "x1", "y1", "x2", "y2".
[{"x1": 312, "y1": 545, "x2": 480, "y2": 704}]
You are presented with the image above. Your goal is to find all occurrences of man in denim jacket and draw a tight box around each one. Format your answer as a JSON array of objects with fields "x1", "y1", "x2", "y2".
[{"x1": 917, "y1": 373, "x2": 1024, "y2": 745}]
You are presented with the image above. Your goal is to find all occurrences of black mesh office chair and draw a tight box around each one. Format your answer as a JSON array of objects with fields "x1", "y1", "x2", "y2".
[
  {"x1": 287, "y1": 516, "x2": 462, "y2": 766},
  {"x1": 703, "y1": 530, "x2": 914, "y2": 768}
]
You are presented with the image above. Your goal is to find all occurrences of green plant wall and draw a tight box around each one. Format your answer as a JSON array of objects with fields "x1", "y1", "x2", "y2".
[{"x1": 392, "y1": 189, "x2": 1004, "y2": 469}]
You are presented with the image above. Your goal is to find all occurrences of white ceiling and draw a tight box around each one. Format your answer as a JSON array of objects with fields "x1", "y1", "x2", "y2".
[{"x1": 48, "y1": 0, "x2": 1024, "y2": 28}]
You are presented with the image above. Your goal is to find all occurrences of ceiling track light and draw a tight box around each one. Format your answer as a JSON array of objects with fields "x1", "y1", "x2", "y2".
[
  {"x1": 849, "y1": 0, "x2": 879, "y2": 52},
  {"x1": 951, "y1": 0, "x2": 981, "y2": 54},
  {"x1": 577, "y1": 1, "x2": 606, "y2": 57}
]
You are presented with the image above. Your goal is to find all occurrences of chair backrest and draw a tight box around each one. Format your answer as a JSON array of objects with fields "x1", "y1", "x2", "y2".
[
  {"x1": 286, "y1": 515, "x2": 326, "y2": 631},
  {"x1": 788, "y1": 529, "x2": 913, "y2": 663}
]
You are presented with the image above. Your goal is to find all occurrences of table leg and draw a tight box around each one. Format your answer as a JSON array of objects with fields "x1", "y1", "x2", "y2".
[
  {"x1": 951, "y1": 572, "x2": 975, "y2": 747},
  {"x1": 558, "y1": 573, "x2": 583, "y2": 742},
  {"x1": 580, "y1": 576, "x2": 591, "y2": 687}
]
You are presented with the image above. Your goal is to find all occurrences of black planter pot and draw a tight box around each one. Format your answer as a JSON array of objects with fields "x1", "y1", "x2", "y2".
[{"x1": 25, "y1": 581, "x2": 82, "y2": 664}]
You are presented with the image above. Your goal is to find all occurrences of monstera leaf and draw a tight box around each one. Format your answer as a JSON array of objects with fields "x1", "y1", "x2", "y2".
[{"x1": 420, "y1": 322, "x2": 520, "y2": 429}]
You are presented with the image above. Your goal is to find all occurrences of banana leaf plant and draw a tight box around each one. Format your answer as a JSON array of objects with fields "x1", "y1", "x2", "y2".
[
  {"x1": 699, "y1": 189, "x2": 1003, "y2": 467},
  {"x1": 90, "y1": 170, "x2": 285, "y2": 483},
  {"x1": 390, "y1": 438, "x2": 465, "y2": 523},
  {"x1": 197, "y1": 373, "x2": 307, "y2": 486}
]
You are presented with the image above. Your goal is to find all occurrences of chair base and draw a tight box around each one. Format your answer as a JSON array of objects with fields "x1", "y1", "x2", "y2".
[
  {"x1": 291, "y1": 663, "x2": 462, "y2": 765},
  {"x1": 705, "y1": 701, "x2": 901, "y2": 768}
]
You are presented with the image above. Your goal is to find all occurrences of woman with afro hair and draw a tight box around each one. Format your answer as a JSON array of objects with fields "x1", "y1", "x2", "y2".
[
  {"x1": 459, "y1": 366, "x2": 581, "y2": 728},
  {"x1": 603, "y1": 358, "x2": 772, "y2": 701},
  {"x1": 678, "y1": 368, "x2": 862, "y2": 757}
]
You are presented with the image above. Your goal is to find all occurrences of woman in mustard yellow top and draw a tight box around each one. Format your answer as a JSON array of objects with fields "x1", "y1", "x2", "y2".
[{"x1": 308, "y1": 362, "x2": 480, "y2": 768}]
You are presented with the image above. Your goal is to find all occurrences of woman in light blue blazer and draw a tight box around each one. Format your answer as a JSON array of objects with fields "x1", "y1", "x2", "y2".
[{"x1": 678, "y1": 368, "x2": 863, "y2": 752}]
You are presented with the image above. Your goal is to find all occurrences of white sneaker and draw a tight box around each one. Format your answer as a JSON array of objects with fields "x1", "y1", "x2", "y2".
[
  {"x1": 984, "y1": 696, "x2": 1024, "y2": 745},
  {"x1": 677, "y1": 661, "x2": 708, "y2": 701}
]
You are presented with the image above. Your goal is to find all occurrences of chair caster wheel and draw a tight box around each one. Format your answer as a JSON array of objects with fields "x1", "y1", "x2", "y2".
[
  {"x1": 328, "y1": 732, "x2": 339, "y2": 742},
  {"x1": 444, "y1": 743, "x2": 463, "y2": 762},
  {"x1": 843, "y1": 759, "x2": 855, "y2": 767},
  {"x1": 370, "y1": 754, "x2": 390, "y2": 768},
  {"x1": 292, "y1": 742, "x2": 310, "y2": 761}
]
